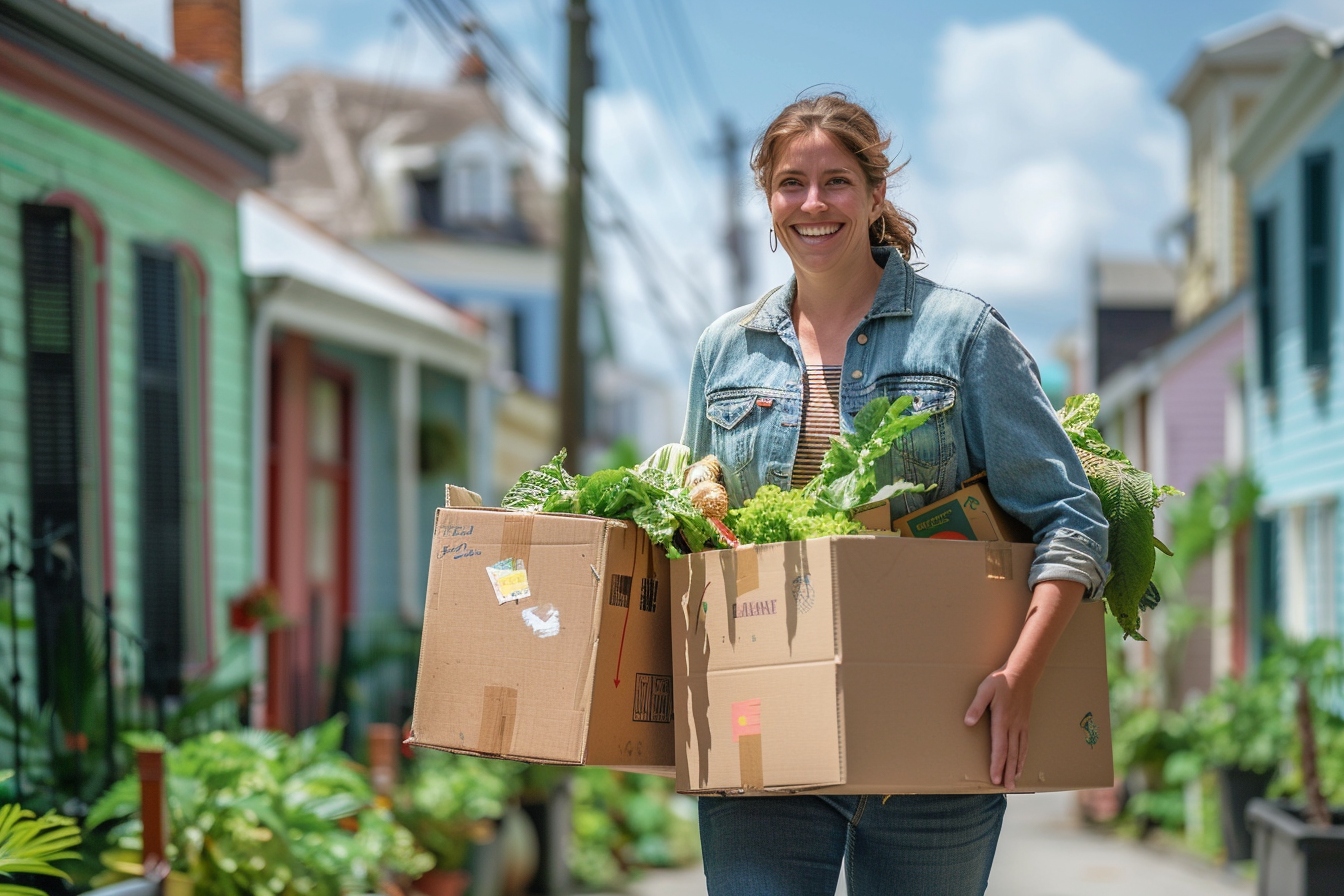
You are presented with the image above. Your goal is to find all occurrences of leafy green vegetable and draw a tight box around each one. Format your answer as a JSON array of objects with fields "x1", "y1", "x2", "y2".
[
  {"x1": 726, "y1": 486, "x2": 862, "y2": 545},
  {"x1": 501, "y1": 450, "x2": 577, "y2": 511},
  {"x1": 501, "y1": 452, "x2": 720, "y2": 558},
  {"x1": 804, "y1": 395, "x2": 931, "y2": 513},
  {"x1": 1057, "y1": 393, "x2": 1181, "y2": 640}
]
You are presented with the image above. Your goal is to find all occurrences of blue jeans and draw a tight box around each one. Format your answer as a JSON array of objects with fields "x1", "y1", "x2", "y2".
[{"x1": 698, "y1": 793, "x2": 1006, "y2": 895}]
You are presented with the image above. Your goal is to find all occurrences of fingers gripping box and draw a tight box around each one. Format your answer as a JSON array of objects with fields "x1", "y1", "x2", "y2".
[{"x1": 671, "y1": 536, "x2": 1112, "y2": 795}]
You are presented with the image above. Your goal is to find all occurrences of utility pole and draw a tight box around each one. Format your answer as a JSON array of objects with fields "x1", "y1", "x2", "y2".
[
  {"x1": 558, "y1": 0, "x2": 593, "y2": 467},
  {"x1": 720, "y1": 116, "x2": 750, "y2": 307}
]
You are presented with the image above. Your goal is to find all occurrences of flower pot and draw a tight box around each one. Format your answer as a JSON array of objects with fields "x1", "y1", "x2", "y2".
[
  {"x1": 414, "y1": 869, "x2": 471, "y2": 896},
  {"x1": 1217, "y1": 766, "x2": 1274, "y2": 862},
  {"x1": 1246, "y1": 798, "x2": 1344, "y2": 896}
]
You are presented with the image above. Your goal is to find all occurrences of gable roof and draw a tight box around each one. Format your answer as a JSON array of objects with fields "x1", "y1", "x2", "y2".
[
  {"x1": 252, "y1": 69, "x2": 555, "y2": 245},
  {"x1": 1168, "y1": 16, "x2": 1319, "y2": 111},
  {"x1": 0, "y1": 0, "x2": 294, "y2": 179}
]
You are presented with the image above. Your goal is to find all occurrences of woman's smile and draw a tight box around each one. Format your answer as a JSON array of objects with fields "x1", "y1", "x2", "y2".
[{"x1": 769, "y1": 129, "x2": 884, "y2": 275}]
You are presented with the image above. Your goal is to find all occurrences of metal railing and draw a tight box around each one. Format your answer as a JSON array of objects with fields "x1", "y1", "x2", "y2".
[{"x1": 1, "y1": 510, "x2": 164, "y2": 809}]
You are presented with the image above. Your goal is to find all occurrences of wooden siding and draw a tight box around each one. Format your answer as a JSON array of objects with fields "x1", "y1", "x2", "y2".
[
  {"x1": 0, "y1": 87, "x2": 251, "y2": 651},
  {"x1": 1161, "y1": 314, "x2": 1246, "y2": 496},
  {"x1": 1248, "y1": 96, "x2": 1344, "y2": 638}
]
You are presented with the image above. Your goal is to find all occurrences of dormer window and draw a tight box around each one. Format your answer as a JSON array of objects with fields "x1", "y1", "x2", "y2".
[
  {"x1": 413, "y1": 170, "x2": 443, "y2": 230},
  {"x1": 449, "y1": 158, "x2": 491, "y2": 224}
]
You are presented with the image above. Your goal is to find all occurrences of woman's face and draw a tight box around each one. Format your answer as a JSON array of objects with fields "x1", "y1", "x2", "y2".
[{"x1": 768, "y1": 129, "x2": 885, "y2": 276}]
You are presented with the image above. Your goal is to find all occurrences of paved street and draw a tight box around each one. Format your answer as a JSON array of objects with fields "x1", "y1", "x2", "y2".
[{"x1": 615, "y1": 791, "x2": 1253, "y2": 895}]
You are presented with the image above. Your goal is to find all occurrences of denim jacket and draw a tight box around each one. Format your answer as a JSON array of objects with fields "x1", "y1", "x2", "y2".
[{"x1": 681, "y1": 247, "x2": 1110, "y2": 597}]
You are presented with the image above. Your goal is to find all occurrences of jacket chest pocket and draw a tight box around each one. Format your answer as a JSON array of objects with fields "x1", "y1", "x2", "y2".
[
  {"x1": 865, "y1": 375, "x2": 957, "y2": 500},
  {"x1": 706, "y1": 390, "x2": 761, "y2": 475}
]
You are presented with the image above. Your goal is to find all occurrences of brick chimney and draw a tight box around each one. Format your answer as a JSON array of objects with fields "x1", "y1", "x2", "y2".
[
  {"x1": 458, "y1": 49, "x2": 488, "y2": 84},
  {"x1": 172, "y1": 0, "x2": 245, "y2": 100}
]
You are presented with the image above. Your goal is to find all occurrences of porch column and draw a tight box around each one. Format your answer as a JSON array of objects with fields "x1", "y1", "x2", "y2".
[{"x1": 396, "y1": 355, "x2": 420, "y2": 624}]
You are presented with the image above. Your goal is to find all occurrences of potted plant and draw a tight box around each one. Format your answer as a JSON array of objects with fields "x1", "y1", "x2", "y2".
[
  {"x1": 1247, "y1": 636, "x2": 1344, "y2": 895},
  {"x1": 86, "y1": 717, "x2": 432, "y2": 896},
  {"x1": 394, "y1": 751, "x2": 526, "y2": 896},
  {"x1": 1182, "y1": 656, "x2": 1293, "y2": 862}
]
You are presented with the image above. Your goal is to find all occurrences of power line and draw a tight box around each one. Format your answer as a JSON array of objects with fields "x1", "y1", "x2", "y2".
[{"x1": 402, "y1": 0, "x2": 724, "y2": 332}]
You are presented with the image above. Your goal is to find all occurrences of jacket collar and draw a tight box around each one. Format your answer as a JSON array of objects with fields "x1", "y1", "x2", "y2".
[{"x1": 738, "y1": 246, "x2": 916, "y2": 331}]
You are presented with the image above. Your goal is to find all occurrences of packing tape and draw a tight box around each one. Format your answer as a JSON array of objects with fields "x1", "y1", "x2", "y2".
[
  {"x1": 478, "y1": 686, "x2": 518, "y2": 755},
  {"x1": 738, "y1": 734, "x2": 764, "y2": 791},
  {"x1": 735, "y1": 546, "x2": 759, "y2": 595},
  {"x1": 502, "y1": 513, "x2": 535, "y2": 569},
  {"x1": 985, "y1": 545, "x2": 1013, "y2": 581}
]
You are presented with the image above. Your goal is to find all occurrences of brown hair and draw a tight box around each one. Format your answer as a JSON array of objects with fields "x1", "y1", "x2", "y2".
[{"x1": 751, "y1": 93, "x2": 919, "y2": 260}]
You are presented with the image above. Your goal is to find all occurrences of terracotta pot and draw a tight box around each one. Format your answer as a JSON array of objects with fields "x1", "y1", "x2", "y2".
[{"x1": 412, "y1": 869, "x2": 471, "y2": 896}]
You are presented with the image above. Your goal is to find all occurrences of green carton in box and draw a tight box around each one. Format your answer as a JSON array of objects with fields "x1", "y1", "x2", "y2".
[{"x1": 853, "y1": 473, "x2": 1032, "y2": 543}]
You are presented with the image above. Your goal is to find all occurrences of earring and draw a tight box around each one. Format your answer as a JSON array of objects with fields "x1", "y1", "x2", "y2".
[
  {"x1": 769, "y1": 228, "x2": 778, "y2": 253},
  {"x1": 876, "y1": 216, "x2": 887, "y2": 244}
]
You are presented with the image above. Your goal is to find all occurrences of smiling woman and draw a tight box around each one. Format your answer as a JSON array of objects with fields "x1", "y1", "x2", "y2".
[{"x1": 681, "y1": 93, "x2": 1110, "y2": 896}]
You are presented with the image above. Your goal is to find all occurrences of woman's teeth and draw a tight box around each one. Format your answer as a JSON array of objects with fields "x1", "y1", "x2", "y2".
[{"x1": 795, "y1": 224, "x2": 840, "y2": 237}]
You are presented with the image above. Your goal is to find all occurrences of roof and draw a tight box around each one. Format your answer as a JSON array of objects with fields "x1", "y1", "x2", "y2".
[
  {"x1": 241, "y1": 190, "x2": 484, "y2": 341},
  {"x1": 251, "y1": 69, "x2": 556, "y2": 244},
  {"x1": 0, "y1": 0, "x2": 295, "y2": 177},
  {"x1": 1093, "y1": 259, "x2": 1179, "y2": 309},
  {"x1": 1168, "y1": 16, "x2": 1319, "y2": 111}
]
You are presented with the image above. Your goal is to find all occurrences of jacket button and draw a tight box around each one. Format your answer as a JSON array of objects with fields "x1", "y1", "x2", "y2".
[
  {"x1": 856, "y1": 334, "x2": 868, "y2": 345},
  {"x1": 851, "y1": 370, "x2": 863, "y2": 380}
]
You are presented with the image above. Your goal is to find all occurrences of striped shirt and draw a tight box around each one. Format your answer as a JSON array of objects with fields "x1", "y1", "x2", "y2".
[{"x1": 793, "y1": 365, "x2": 843, "y2": 486}]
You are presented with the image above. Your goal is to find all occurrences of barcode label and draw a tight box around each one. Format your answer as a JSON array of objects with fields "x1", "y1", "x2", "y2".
[
  {"x1": 609, "y1": 574, "x2": 631, "y2": 608},
  {"x1": 632, "y1": 673, "x2": 672, "y2": 723},
  {"x1": 639, "y1": 577, "x2": 658, "y2": 612}
]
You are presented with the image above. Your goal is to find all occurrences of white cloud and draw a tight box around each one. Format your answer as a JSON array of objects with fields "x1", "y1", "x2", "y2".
[
  {"x1": 248, "y1": 1, "x2": 324, "y2": 86},
  {"x1": 905, "y1": 16, "x2": 1184, "y2": 357}
]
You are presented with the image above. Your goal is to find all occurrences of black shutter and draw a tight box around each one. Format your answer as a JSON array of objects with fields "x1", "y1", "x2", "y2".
[
  {"x1": 1303, "y1": 152, "x2": 1332, "y2": 369},
  {"x1": 136, "y1": 248, "x2": 184, "y2": 699},
  {"x1": 1254, "y1": 210, "x2": 1277, "y2": 389},
  {"x1": 20, "y1": 203, "x2": 84, "y2": 710}
]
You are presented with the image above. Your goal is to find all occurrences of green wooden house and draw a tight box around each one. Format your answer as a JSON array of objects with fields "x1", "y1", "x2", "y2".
[{"x1": 0, "y1": 0, "x2": 291, "y2": 797}]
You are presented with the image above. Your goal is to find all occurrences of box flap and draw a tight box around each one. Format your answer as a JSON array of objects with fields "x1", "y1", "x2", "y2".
[
  {"x1": 410, "y1": 507, "x2": 615, "y2": 763},
  {"x1": 445, "y1": 484, "x2": 484, "y2": 507}
]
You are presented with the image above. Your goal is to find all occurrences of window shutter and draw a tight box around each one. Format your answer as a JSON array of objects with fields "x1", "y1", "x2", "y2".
[
  {"x1": 1303, "y1": 152, "x2": 1332, "y2": 369},
  {"x1": 136, "y1": 248, "x2": 184, "y2": 699},
  {"x1": 1254, "y1": 210, "x2": 1277, "y2": 389},
  {"x1": 20, "y1": 203, "x2": 84, "y2": 708}
]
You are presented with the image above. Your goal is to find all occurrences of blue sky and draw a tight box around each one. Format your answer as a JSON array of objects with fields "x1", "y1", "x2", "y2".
[{"x1": 75, "y1": 0, "x2": 1343, "y2": 380}]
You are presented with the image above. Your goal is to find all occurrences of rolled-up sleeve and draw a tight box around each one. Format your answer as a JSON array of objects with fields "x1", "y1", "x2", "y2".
[{"x1": 960, "y1": 308, "x2": 1110, "y2": 599}]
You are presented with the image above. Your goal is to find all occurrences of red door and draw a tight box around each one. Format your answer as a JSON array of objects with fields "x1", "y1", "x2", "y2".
[{"x1": 266, "y1": 335, "x2": 353, "y2": 732}]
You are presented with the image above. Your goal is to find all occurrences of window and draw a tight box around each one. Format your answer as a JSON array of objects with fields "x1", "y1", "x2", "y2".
[
  {"x1": 1303, "y1": 152, "x2": 1332, "y2": 369},
  {"x1": 1253, "y1": 210, "x2": 1277, "y2": 389},
  {"x1": 413, "y1": 172, "x2": 443, "y2": 230},
  {"x1": 450, "y1": 159, "x2": 491, "y2": 223},
  {"x1": 136, "y1": 247, "x2": 185, "y2": 698},
  {"x1": 20, "y1": 203, "x2": 85, "y2": 711}
]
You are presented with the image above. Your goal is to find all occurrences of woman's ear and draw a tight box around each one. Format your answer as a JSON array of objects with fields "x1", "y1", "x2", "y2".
[{"x1": 870, "y1": 179, "x2": 887, "y2": 221}]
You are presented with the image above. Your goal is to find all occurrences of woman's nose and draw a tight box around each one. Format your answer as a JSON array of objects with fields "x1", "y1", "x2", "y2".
[{"x1": 801, "y1": 185, "x2": 827, "y2": 212}]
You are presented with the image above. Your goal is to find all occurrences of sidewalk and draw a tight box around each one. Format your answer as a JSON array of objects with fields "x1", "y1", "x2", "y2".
[{"x1": 614, "y1": 791, "x2": 1254, "y2": 895}]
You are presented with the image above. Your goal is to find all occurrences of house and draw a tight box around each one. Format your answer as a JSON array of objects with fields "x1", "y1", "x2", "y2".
[
  {"x1": 239, "y1": 191, "x2": 490, "y2": 733},
  {"x1": 0, "y1": 0, "x2": 292, "y2": 789},
  {"x1": 251, "y1": 58, "x2": 681, "y2": 494},
  {"x1": 1232, "y1": 32, "x2": 1344, "y2": 649},
  {"x1": 1090, "y1": 17, "x2": 1315, "y2": 699}
]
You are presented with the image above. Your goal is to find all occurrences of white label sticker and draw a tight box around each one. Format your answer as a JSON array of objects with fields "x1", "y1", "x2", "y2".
[
  {"x1": 521, "y1": 604, "x2": 560, "y2": 638},
  {"x1": 487, "y1": 559, "x2": 531, "y2": 604}
]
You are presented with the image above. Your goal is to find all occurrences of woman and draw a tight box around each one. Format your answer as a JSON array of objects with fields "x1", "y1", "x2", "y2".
[{"x1": 681, "y1": 94, "x2": 1109, "y2": 895}]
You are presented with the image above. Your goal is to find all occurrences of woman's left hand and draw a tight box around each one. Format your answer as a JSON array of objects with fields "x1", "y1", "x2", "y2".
[
  {"x1": 964, "y1": 665, "x2": 1034, "y2": 790},
  {"x1": 963, "y1": 578, "x2": 1085, "y2": 791}
]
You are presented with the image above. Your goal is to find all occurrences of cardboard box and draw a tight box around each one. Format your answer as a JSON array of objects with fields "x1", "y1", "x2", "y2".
[
  {"x1": 854, "y1": 476, "x2": 1033, "y2": 544},
  {"x1": 408, "y1": 492, "x2": 675, "y2": 774},
  {"x1": 671, "y1": 536, "x2": 1112, "y2": 794}
]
